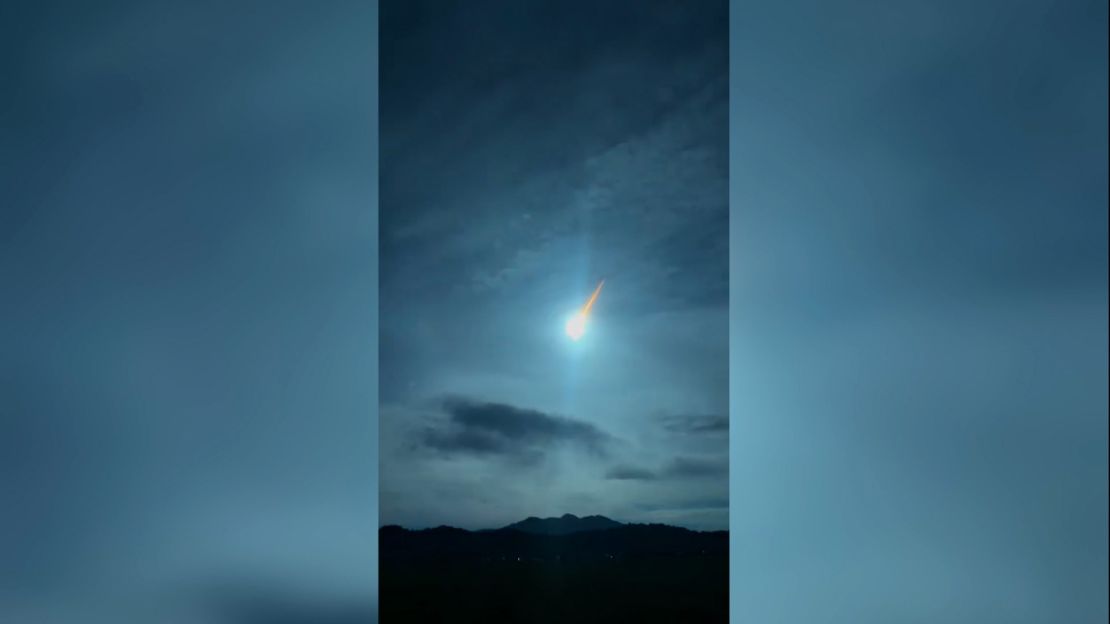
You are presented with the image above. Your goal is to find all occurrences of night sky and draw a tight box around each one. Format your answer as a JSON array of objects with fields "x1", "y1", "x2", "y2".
[{"x1": 379, "y1": 0, "x2": 730, "y2": 532}]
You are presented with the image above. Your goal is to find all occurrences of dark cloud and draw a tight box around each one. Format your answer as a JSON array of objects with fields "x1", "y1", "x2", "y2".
[
  {"x1": 662, "y1": 414, "x2": 729, "y2": 434},
  {"x1": 420, "y1": 398, "x2": 612, "y2": 462}
]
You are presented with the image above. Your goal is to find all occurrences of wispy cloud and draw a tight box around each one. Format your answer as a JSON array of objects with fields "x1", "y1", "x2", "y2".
[
  {"x1": 420, "y1": 398, "x2": 612, "y2": 463},
  {"x1": 604, "y1": 455, "x2": 728, "y2": 481},
  {"x1": 662, "y1": 414, "x2": 729, "y2": 434}
]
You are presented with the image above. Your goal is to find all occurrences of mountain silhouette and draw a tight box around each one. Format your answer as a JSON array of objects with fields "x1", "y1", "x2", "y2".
[
  {"x1": 380, "y1": 516, "x2": 727, "y2": 623},
  {"x1": 502, "y1": 513, "x2": 624, "y2": 535}
]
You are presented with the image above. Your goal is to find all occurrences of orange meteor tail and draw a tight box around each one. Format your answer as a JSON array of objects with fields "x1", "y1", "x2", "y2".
[{"x1": 581, "y1": 280, "x2": 605, "y2": 316}]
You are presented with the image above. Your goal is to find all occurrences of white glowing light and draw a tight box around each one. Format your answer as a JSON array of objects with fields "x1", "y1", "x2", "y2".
[{"x1": 565, "y1": 312, "x2": 587, "y2": 341}]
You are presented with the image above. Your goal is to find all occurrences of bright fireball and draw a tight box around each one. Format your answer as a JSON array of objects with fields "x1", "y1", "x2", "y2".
[
  {"x1": 564, "y1": 280, "x2": 604, "y2": 341},
  {"x1": 565, "y1": 312, "x2": 588, "y2": 341}
]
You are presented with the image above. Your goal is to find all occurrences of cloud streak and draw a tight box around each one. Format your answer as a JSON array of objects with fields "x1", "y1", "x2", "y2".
[
  {"x1": 662, "y1": 414, "x2": 729, "y2": 434},
  {"x1": 420, "y1": 398, "x2": 612, "y2": 463},
  {"x1": 604, "y1": 455, "x2": 728, "y2": 481}
]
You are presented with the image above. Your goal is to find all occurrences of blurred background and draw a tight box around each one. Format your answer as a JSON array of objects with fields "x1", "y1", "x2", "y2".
[
  {"x1": 2, "y1": 2, "x2": 378, "y2": 622},
  {"x1": 731, "y1": 0, "x2": 1107, "y2": 622}
]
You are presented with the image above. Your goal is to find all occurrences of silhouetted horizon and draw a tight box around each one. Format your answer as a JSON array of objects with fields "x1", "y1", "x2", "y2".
[
  {"x1": 380, "y1": 513, "x2": 728, "y2": 622},
  {"x1": 378, "y1": 512, "x2": 728, "y2": 533}
]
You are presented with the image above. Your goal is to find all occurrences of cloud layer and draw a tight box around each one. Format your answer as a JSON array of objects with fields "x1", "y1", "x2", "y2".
[{"x1": 421, "y1": 398, "x2": 612, "y2": 462}]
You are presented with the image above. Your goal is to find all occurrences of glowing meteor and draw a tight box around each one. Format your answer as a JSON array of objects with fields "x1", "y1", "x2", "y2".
[{"x1": 565, "y1": 280, "x2": 605, "y2": 341}]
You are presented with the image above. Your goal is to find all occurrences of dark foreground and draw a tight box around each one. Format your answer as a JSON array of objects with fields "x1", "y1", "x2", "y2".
[{"x1": 380, "y1": 524, "x2": 728, "y2": 623}]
